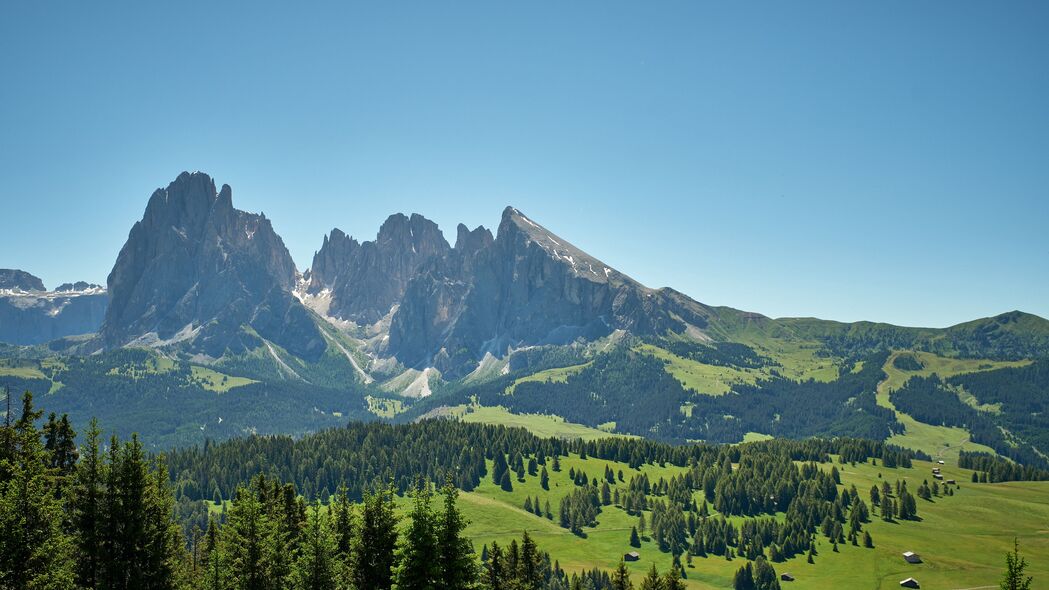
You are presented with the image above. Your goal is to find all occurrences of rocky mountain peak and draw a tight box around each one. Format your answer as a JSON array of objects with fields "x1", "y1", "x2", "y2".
[
  {"x1": 0, "y1": 269, "x2": 45, "y2": 292},
  {"x1": 101, "y1": 172, "x2": 323, "y2": 360},
  {"x1": 454, "y1": 224, "x2": 494, "y2": 257},
  {"x1": 305, "y1": 212, "x2": 451, "y2": 324}
]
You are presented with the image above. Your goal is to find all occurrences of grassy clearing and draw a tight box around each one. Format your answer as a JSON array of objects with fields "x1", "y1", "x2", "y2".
[
  {"x1": 189, "y1": 366, "x2": 256, "y2": 393},
  {"x1": 0, "y1": 364, "x2": 46, "y2": 379},
  {"x1": 457, "y1": 451, "x2": 1049, "y2": 589},
  {"x1": 741, "y1": 432, "x2": 774, "y2": 443},
  {"x1": 635, "y1": 344, "x2": 757, "y2": 395},
  {"x1": 451, "y1": 405, "x2": 634, "y2": 441},
  {"x1": 877, "y1": 351, "x2": 1024, "y2": 461},
  {"x1": 635, "y1": 337, "x2": 840, "y2": 397},
  {"x1": 507, "y1": 363, "x2": 590, "y2": 394},
  {"x1": 106, "y1": 355, "x2": 176, "y2": 378},
  {"x1": 367, "y1": 396, "x2": 407, "y2": 418}
]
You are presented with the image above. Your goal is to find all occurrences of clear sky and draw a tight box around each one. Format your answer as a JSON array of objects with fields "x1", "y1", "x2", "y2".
[{"x1": 1, "y1": 1, "x2": 1046, "y2": 327}]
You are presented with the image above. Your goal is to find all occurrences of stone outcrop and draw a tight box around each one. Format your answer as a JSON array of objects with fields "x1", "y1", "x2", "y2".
[{"x1": 100, "y1": 172, "x2": 325, "y2": 360}]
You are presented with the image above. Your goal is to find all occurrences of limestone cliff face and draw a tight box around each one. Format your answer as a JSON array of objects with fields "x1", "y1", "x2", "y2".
[
  {"x1": 0, "y1": 271, "x2": 108, "y2": 345},
  {"x1": 100, "y1": 172, "x2": 325, "y2": 360},
  {"x1": 306, "y1": 213, "x2": 451, "y2": 324},
  {"x1": 385, "y1": 207, "x2": 713, "y2": 376}
]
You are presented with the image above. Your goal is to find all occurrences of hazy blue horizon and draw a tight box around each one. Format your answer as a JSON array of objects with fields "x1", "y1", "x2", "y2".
[{"x1": 2, "y1": 2, "x2": 1046, "y2": 327}]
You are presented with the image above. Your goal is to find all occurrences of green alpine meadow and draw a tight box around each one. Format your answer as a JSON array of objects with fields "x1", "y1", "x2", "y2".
[{"x1": 2, "y1": 2, "x2": 1047, "y2": 589}]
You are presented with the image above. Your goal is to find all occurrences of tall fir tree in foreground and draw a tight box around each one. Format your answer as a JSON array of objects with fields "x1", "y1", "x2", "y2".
[
  {"x1": 0, "y1": 392, "x2": 76, "y2": 590},
  {"x1": 291, "y1": 500, "x2": 337, "y2": 590},
  {"x1": 438, "y1": 483, "x2": 478, "y2": 589},
  {"x1": 355, "y1": 484, "x2": 400, "y2": 590},
  {"x1": 394, "y1": 482, "x2": 441, "y2": 590}
]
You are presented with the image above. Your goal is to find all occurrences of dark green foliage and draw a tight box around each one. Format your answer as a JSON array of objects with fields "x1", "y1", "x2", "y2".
[
  {"x1": 892, "y1": 354, "x2": 924, "y2": 371},
  {"x1": 0, "y1": 392, "x2": 75, "y2": 589},
  {"x1": 393, "y1": 483, "x2": 441, "y2": 590},
  {"x1": 355, "y1": 484, "x2": 399, "y2": 590},
  {"x1": 559, "y1": 486, "x2": 601, "y2": 535},
  {"x1": 658, "y1": 340, "x2": 774, "y2": 370},
  {"x1": 959, "y1": 452, "x2": 1049, "y2": 482},
  {"x1": 0, "y1": 348, "x2": 372, "y2": 449},
  {"x1": 891, "y1": 375, "x2": 1048, "y2": 469},
  {"x1": 437, "y1": 484, "x2": 477, "y2": 589},
  {"x1": 291, "y1": 501, "x2": 337, "y2": 590},
  {"x1": 950, "y1": 360, "x2": 1049, "y2": 458}
]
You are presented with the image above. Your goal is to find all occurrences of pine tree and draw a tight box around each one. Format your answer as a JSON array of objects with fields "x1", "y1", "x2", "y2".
[
  {"x1": 43, "y1": 412, "x2": 78, "y2": 479},
  {"x1": 640, "y1": 563, "x2": 663, "y2": 590},
  {"x1": 0, "y1": 391, "x2": 76, "y2": 590},
  {"x1": 355, "y1": 484, "x2": 399, "y2": 590},
  {"x1": 612, "y1": 560, "x2": 634, "y2": 590},
  {"x1": 493, "y1": 452, "x2": 509, "y2": 486},
  {"x1": 223, "y1": 486, "x2": 276, "y2": 590},
  {"x1": 200, "y1": 518, "x2": 222, "y2": 590},
  {"x1": 999, "y1": 538, "x2": 1033, "y2": 590},
  {"x1": 437, "y1": 483, "x2": 477, "y2": 589},
  {"x1": 518, "y1": 531, "x2": 544, "y2": 590},
  {"x1": 290, "y1": 501, "x2": 337, "y2": 590},
  {"x1": 630, "y1": 526, "x2": 641, "y2": 547},
  {"x1": 863, "y1": 531, "x2": 874, "y2": 548},
  {"x1": 394, "y1": 482, "x2": 441, "y2": 590},
  {"x1": 733, "y1": 562, "x2": 754, "y2": 590},
  {"x1": 541, "y1": 466, "x2": 550, "y2": 490},
  {"x1": 485, "y1": 542, "x2": 507, "y2": 590},
  {"x1": 327, "y1": 485, "x2": 355, "y2": 586},
  {"x1": 663, "y1": 561, "x2": 686, "y2": 590},
  {"x1": 70, "y1": 418, "x2": 104, "y2": 589},
  {"x1": 500, "y1": 471, "x2": 514, "y2": 492},
  {"x1": 752, "y1": 556, "x2": 780, "y2": 590}
]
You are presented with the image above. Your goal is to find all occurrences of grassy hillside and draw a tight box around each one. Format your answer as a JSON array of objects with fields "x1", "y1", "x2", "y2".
[
  {"x1": 457, "y1": 449, "x2": 1049, "y2": 589},
  {"x1": 876, "y1": 350, "x2": 1029, "y2": 462}
]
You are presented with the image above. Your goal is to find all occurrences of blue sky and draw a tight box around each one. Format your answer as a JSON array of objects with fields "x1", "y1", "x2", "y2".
[{"x1": 1, "y1": 1, "x2": 1046, "y2": 327}]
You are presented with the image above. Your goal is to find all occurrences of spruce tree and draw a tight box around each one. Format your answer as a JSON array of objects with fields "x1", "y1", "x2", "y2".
[
  {"x1": 0, "y1": 391, "x2": 76, "y2": 590},
  {"x1": 223, "y1": 486, "x2": 276, "y2": 590},
  {"x1": 518, "y1": 531, "x2": 544, "y2": 590},
  {"x1": 612, "y1": 560, "x2": 634, "y2": 590},
  {"x1": 70, "y1": 418, "x2": 104, "y2": 589},
  {"x1": 733, "y1": 562, "x2": 754, "y2": 590},
  {"x1": 640, "y1": 563, "x2": 662, "y2": 590},
  {"x1": 355, "y1": 484, "x2": 399, "y2": 590},
  {"x1": 200, "y1": 518, "x2": 222, "y2": 590},
  {"x1": 290, "y1": 501, "x2": 337, "y2": 590},
  {"x1": 437, "y1": 483, "x2": 477, "y2": 589},
  {"x1": 630, "y1": 526, "x2": 641, "y2": 547},
  {"x1": 485, "y1": 542, "x2": 506, "y2": 590},
  {"x1": 394, "y1": 483, "x2": 441, "y2": 590},
  {"x1": 663, "y1": 561, "x2": 686, "y2": 590},
  {"x1": 492, "y1": 453, "x2": 509, "y2": 486},
  {"x1": 752, "y1": 556, "x2": 780, "y2": 590},
  {"x1": 1000, "y1": 538, "x2": 1033, "y2": 590}
]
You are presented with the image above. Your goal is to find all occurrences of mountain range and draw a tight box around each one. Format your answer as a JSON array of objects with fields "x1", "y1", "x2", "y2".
[{"x1": 2, "y1": 171, "x2": 1048, "y2": 461}]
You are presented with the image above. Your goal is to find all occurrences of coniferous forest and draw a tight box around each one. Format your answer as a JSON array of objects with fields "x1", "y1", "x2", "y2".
[{"x1": 1, "y1": 388, "x2": 975, "y2": 589}]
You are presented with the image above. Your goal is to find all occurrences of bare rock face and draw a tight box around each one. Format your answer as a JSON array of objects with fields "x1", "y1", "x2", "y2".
[
  {"x1": 100, "y1": 172, "x2": 325, "y2": 360},
  {"x1": 0, "y1": 269, "x2": 46, "y2": 292},
  {"x1": 386, "y1": 207, "x2": 714, "y2": 376},
  {"x1": 0, "y1": 275, "x2": 108, "y2": 345},
  {"x1": 307, "y1": 213, "x2": 451, "y2": 324}
]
